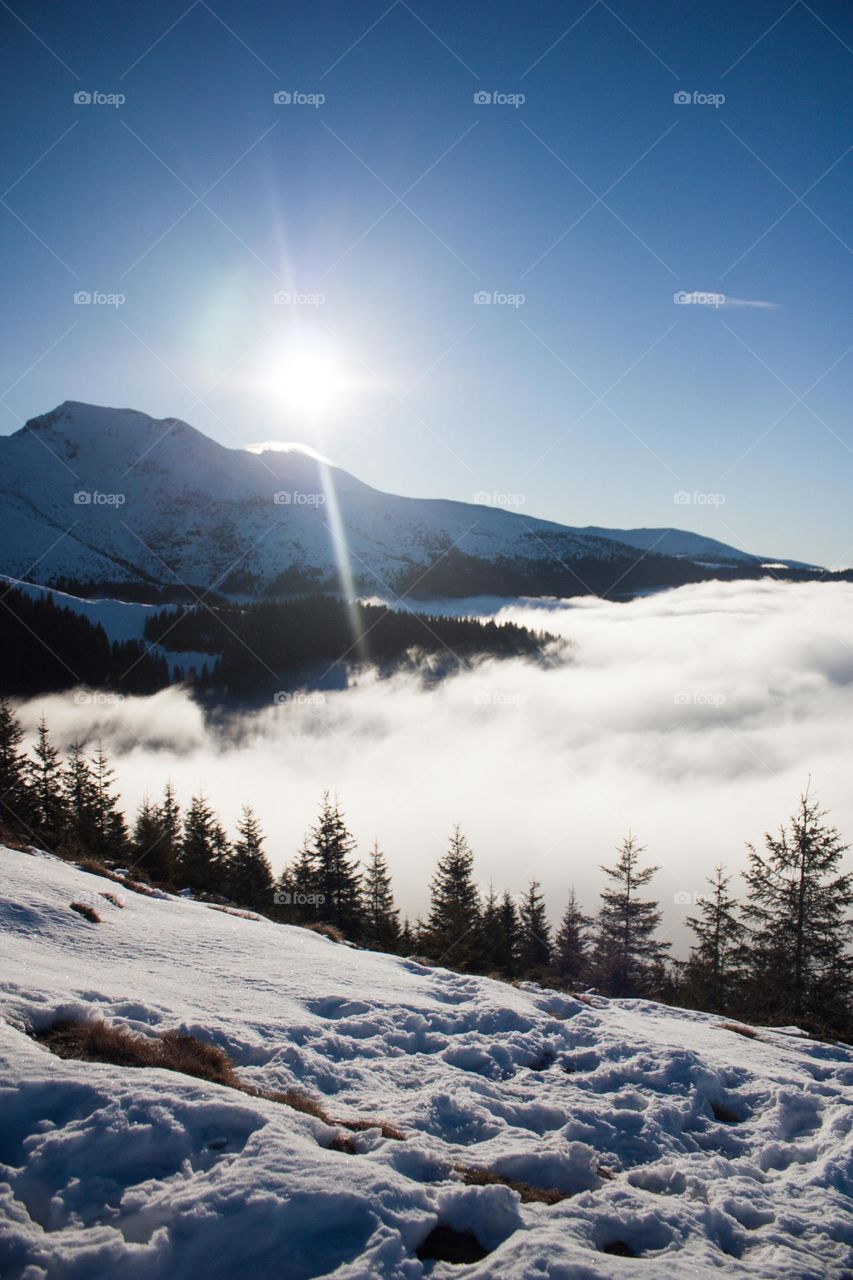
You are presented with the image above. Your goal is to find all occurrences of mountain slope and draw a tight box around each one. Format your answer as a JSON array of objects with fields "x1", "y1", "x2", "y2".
[
  {"x1": 0, "y1": 403, "x2": 812, "y2": 599},
  {"x1": 1, "y1": 845, "x2": 851, "y2": 1279}
]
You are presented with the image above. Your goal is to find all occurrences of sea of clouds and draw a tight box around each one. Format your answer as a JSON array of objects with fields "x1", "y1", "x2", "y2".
[{"x1": 15, "y1": 578, "x2": 853, "y2": 949}]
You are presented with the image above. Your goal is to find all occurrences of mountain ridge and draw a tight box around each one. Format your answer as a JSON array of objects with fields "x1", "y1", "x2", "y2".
[{"x1": 0, "y1": 401, "x2": 822, "y2": 600}]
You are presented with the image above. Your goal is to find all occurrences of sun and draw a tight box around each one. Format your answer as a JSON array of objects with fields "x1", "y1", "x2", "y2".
[{"x1": 259, "y1": 340, "x2": 353, "y2": 418}]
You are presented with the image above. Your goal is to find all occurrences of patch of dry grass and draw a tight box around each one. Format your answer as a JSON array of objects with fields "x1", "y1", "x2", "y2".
[
  {"x1": 69, "y1": 901, "x2": 101, "y2": 923},
  {"x1": 34, "y1": 1017, "x2": 406, "y2": 1142},
  {"x1": 720, "y1": 1022, "x2": 759, "y2": 1039},
  {"x1": 453, "y1": 1164, "x2": 569, "y2": 1205}
]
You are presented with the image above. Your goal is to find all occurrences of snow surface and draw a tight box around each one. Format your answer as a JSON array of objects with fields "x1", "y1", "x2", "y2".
[{"x1": 1, "y1": 846, "x2": 852, "y2": 1279}]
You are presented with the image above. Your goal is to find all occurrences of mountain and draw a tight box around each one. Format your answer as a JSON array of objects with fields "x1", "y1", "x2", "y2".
[
  {"x1": 0, "y1": 402, "x2": 816, "y2": 600},
  {"x1": 3, "y1": 844, "x2": 852, "y2": 1278}
]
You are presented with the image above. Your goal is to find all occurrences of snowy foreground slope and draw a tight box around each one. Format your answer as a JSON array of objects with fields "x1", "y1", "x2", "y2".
[{"x1": 1, "y1": 848, "x2": 852, "y2": 1280}]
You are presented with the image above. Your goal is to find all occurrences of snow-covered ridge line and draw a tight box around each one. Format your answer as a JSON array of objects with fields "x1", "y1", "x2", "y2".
[
  {"x1": 0, "y1": 401, "x2": 817, "y2": 598},
  {"x1": 1, "y1": 845, "x2": 851, "y2": 1278}
]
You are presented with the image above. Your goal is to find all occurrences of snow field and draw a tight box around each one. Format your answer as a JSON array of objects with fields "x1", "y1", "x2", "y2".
[{"x1": 1, "y1": 846, "x2": 852, "y2": 1279}]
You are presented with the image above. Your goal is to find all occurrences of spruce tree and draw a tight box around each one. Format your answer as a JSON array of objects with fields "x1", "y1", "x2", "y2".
[
  {"x1": 158, "y1": 782, "x2": 182, "y2": 882},
  {"x1": 740, "y1": 791, "x2": 853, "y2": 1033},
  {"x1": 518, "y1": 880, "x2": 552, "y2": 976},
  {"x1": 479, "y1": 882, "x2": 505, "y2": 973},
  {"x1": 132, "y1": 798, "x2": 168, "y2": 881},
  {"x1": 298, "y1": 793, "x2": 363, "y2": 937},
  {"x1": 424, "y1": 825, "x2": 481, "y2": 969},
  {"x1": 398, "y1": 916, "x2": 415, "y2": 954},
  {"x1": 552, "y1": 887, "x2": 591, "y2": 989},
  {"x1": 497, "y1": 890, "x2": 521, "y2": 978},
  {"x1": 27, "y1": 718, "x2": 66, "y2": 850},
  {"x1": 683, "y1": 865, "x2": 744, "y2": 1013},
  {"x1": 90, "y1": 742, "x2": 128, "y2": 861},
  {"x1": 180, "y1": 793, "x2": 220, "y2": 895},
  {"x1": 0, "y1": 698, "x2": 30, "y2": 837},
  {"x1": 361, "y1": 840, "x2": 401, "y2": 951},
  {"x1": 62, "y1": 742, "x2": 98, "y2": 856},
  {"x1": 592, "y1": 834, "x2": 670, "y2": 997},
  {"x1": 227, "y1": 805, "x2": 273, "y2": 910}
]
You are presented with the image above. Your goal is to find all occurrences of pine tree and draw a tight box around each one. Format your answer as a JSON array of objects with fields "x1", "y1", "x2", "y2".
[
  {"x1": 227, "y1": 805, "x2": 273, "y2": 910},
  {"x1": 683, "y1": 865, "x2": 744, "y2": 1013},
  {"x1": 90, "y1": 742, "x2": 128, "y2": 861},
  {"x1": 0, "y1": 698, "x2": 31, "y2": 837},
  {"x1": 424, "y1": 825, "x2": 481, "y2": 969},
  {"x1": 62, "y1": 742, "x2": 98, "y2": 856},
  {"x1": 592, "y1": 834, "x2": 670, "y2": 997},
  {"x1": 497, "y1": 890, "x2": 521, "y2": 978},
  {"x1": 518, "y1": 880, "x2": 552, "y2": 976},
  {"x1": 361, "y1": 840, "x2": 401, "y2": 951},
  {"x1": 27, "y1": 718, "x2": 66, "y2": 850},
  {"x1": 740, "y1": 791, "x2": 853, "y2": 1034},
  {"x1": 132, "y1": 798, "x2": 167, "y2": 881},
  {"x1": 158, "y1": 782, "x2": 182, "y2": 883},
  {"x1": 398, "y1": 916, "x2": 415, "y2": 954},
  {"x1": 479, "y1": 882, "x2": 505, "y2": 973},
  {"x1": 298, "y1": 793, "x2": 363, "y2": 937},
  {"x1": 180, "y1": 793, "x2": 221, "y2": 895},
  {"x1": 552, "y1": 887, "x2": 591, "y2": 989}
]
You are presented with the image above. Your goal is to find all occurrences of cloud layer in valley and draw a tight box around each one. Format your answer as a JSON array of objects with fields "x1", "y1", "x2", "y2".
[{"x1": 15, "y1": 579, "x2": 853, "y2": 950}]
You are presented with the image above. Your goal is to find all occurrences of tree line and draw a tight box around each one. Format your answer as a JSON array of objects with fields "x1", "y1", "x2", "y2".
[{"x1": 1, "y1": 700, "x2": 850, "y2": 1040}]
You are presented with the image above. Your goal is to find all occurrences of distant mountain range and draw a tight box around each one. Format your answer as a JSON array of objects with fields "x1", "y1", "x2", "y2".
[{"x1": 0, "y1": 402, "x2": 827, "y2": 601}]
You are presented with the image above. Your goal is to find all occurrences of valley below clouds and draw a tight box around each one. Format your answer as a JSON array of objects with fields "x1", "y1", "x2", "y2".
[{"x1": 15, "y1": 578, "x2": 853, "y2": 949}]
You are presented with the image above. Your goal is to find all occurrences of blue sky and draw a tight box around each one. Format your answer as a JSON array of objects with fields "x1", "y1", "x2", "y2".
[{"x1": 1, "y1": 0, "x2": 852, "y2": 565}]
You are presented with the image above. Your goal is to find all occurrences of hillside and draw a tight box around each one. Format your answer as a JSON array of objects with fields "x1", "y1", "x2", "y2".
[
  {"x1": 0, "y1": 402, "x2": 816, "y2": 601},
  {"x1": 1, "y1": 846, "x2": 851, "y2": 1279}
]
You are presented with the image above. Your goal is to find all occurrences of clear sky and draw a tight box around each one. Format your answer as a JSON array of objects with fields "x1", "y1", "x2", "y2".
[{"x1": 1, "y1": 0, "x2": 851, "y2": 566}]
